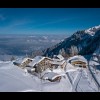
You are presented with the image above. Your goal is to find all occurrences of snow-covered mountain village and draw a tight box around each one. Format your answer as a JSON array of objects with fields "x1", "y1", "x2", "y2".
[
  {"x1": 0, "y1": 25, "x2": 100, "y2": 92},
  {"x1": 1, "y1": 8, "x2": 100, "y2": 92}
]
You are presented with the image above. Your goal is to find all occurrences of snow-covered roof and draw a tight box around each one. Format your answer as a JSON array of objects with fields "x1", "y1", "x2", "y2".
[
  {"x1": 14, "y1": 57, "x2": 32, "y2": 66},
  {"x1": 28, "y1": 56, "x2": 53, "y2": 67},
  {"x1": 65, "y1": 63, "x2": 81, "y2": 73},
  {"x1": 56, "y1": 54, "x2": 64, "y2": 61},
  {"x1": 67, "y1": 55, "x2": 87, "y2": 63},
  {"x1": 42, "y1": 72, "x2": 62, "y2": 80},
  {"x1": 25, "y1": 67, "x2": 35, "y2": 72},
  {"x1": 28, "y1": 56, "x2": 45, "y2": 67},
  {"x1": 40, "y1": 67, "x2": 65, "y2": 78},
  {"x1": 53, "y1": 54, "x2": 64, "y2": 61},
  {"x1": 14, "y1": 57, "x2": 24, "y2": 64},
  {"x1": 50, "y1": 60, "x2": 65, "y2": 65},
  {"x1": 52, "y1": 68, "x2": 65, "y2": 75},
  {"x1": 21, "y1": 57, "x2": 32, "y2": 64},
  {"x1": 45, "y1": 57, "x2": 53, "y2": 60}
]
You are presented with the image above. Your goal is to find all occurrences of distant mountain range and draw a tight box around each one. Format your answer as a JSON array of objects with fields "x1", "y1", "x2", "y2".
[{"x1": 43, "y1": 25, "x2": 100, "y2": 57}]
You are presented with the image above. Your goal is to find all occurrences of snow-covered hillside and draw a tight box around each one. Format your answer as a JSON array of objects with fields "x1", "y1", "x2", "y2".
[
  {"x1": 43, "y1": 25, "x2": 100, "y2": 57},
  {"x1": 85, "y1": 25, "x2": 100, "y2": 36},
  {"x1": 66, "y1": 56, "x2": 100, "y2": 92},
  {"x1": 0, "y1": 54, "x2": 100, "y2": 92},
  {"x1": 0, "y1": 61, "x2": 40, "y2": 92},
  {"x1": 0, "y1": 61, "x2": 72, "y2": 92}
]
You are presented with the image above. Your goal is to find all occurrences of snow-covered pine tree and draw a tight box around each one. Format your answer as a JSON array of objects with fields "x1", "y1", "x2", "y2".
[
  {"x1": 59, "y1": 48, "x2": 66, "y2": 57},
  {"x1": 70, "y1": 45, "x2": 78, "y2": 56}
]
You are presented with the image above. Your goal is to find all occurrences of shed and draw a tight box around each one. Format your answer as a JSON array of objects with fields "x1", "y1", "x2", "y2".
[{"x1": 42, "y1": 72, "x2": 62, "y2": 82}]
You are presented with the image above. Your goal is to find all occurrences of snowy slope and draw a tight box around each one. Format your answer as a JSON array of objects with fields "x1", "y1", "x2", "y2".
[
  {"x1": 0, "y1": 61, "x2": 72, "y2": 92},
  {"x1": 65, "y1": 55, "x2": 99, "y2": 92},
  {"x1": 66, "y1": 64, "x2": 99, "y2": 92},
  {"x1": 89, "y1": 57, "x2": 100, "y2": 90},
  {"x1": 0, "y1": 62, "x2": 40, "y2": 92},
  {"x1": 0, "y1": 58, "x2": 99, "y2": 92},
  {"x1": 42, "y1": 76, "x2": 72, "y2": 92}
]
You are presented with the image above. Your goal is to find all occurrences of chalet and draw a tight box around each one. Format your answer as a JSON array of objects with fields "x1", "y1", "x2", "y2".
[
  {"x1": 51, "y1": 54, "x2": 66, "y2": 70},
  {"x1": 27, "y1": 56, "x2": 53, "y2": 73},
  {"x1": 14, "y1": 55, "x2": 66, "y2": 75},
  {"x1": 50, "y1": 60, "x2": 66, "y2": 70},
  {"x1": 20, "y1": 57, "x2": 33, "y2": 67},
  {"x1": 71, "y1": 61, "x2": 87, "y2": 68},
  {"x1": 69, "y1": 55, "x2": 87, "y2": 68},
  {"x1": 41, "y1": 72, "x2": 62, "y2": 82},
  {"x1": 13, "y1": 57, "x2": 32, "y2": 68}
]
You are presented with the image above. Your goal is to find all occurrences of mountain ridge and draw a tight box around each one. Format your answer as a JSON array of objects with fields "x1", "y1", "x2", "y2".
[{"x1": 43, "y1": 25, "x2": 100, "y2": 57}]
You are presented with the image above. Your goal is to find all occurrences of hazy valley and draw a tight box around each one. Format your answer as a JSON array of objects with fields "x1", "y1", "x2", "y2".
[{"x1": 0, "y1": 34, "x2": 67, "y2": 60}]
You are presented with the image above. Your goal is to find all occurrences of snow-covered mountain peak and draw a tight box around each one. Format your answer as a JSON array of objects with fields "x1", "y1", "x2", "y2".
[{"x1": 85, "y1": 25, "x2": 100, "y2": 36}]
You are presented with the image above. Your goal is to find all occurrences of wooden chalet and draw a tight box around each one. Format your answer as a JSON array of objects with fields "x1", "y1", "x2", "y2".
[
  {"x1": 27, "y1": 56, "x2": 53, "y2": 73},
  {"x1": 71, "y1": 60, "x2": 87, "y2": 68},
  {"x1": 68, "y1": 55, "x2": 87, "y2": 68},
  {"x1": 13, "y1": 57, "x2": 33, "y2": 68}
]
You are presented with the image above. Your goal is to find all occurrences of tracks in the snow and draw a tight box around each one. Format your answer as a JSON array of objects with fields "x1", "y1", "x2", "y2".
[{"x1": 88, "y1": 62, "x2": 100, "y2": 91}]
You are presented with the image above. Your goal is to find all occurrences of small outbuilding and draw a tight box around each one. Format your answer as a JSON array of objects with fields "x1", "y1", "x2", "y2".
[{"x1": 42, "y1": 72, "x2": 62, "y2": 82}]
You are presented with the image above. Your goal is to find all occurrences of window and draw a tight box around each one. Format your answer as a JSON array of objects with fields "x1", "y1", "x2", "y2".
[{"x1": 55, "y1": 65, "x2": 58, "y2": 69}]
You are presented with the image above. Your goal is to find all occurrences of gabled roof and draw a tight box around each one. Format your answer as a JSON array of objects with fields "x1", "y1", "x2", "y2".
[
  {"x1": 14, "y1": 57, "x2": 24, "y2": 64},
  {"x1": 50, "y1": 60, "x2": 65, "y2": 65},
  {"x1": 56, "y1": 54, "x2": 64, "y2": 61},
  {"x1": 68, "y1": 55, "x2": 87, "y2": 63},
  {"x1": 28, "y1": 56, "x2": 53, "y2": 67},
  {"x1": 21, "y1": 57, "x2": 32, "y2": 64},
  {"x1": 28, "y1": 56, "x2": 45, "y2": 67},
  {"x1": 45, "y1": 57, "x2": 53, "y2": 61}
]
